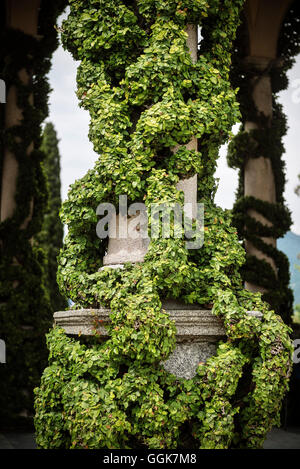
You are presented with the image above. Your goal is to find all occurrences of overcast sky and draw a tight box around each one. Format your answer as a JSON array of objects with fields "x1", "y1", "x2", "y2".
[{"x1": 47, "y1": 12, "x2": 300, "y2": 235}]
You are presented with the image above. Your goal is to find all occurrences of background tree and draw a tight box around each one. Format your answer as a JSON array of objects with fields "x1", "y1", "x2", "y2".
[
  {"x1": 0, "y1": 1, "x2": 66, "y2": 429},
  {"x1": 37, "y1": 122, "x2": 67, "y2": 313}
]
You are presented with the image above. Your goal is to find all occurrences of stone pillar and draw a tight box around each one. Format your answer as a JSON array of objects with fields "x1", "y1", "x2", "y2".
[
  {"x1": 242, "y1": 0, "x2": 293, "y2": 294},
  {"x1": 244, "y1": 57, "x2": 277, "y2": 293},
  {"x1": 102, "y1": 212, "x2": 149, "y2": 268},
  {"x1": 186, "y1": 23, "x2": 198, "y2": 65},
  {"x1": 175, "y1": 26, "x2": 198, "y2": 222},
  {"x1": 54, "y1": 19, "x2": 264, "y2": 380},
  {"x1": 0, "y1": 0, "x2": 40, "y2": 223},
  {"x1": 102, "y1": 24, "x2": 198, "y2": 268}
]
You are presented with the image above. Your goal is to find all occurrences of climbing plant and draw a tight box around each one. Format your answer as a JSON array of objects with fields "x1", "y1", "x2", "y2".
[
  {"x1": 227, "y1": 0, "x2": 300, "y2": 323},
  {"x1": 37, "y1": 122, "x2": 68, "y2": 313},
  {"x1": 35, "y1": 0, "x2": 293, "y2": 448},
  {"x1": 0, "y1": 1, "x2": 67, "y2": 428}
]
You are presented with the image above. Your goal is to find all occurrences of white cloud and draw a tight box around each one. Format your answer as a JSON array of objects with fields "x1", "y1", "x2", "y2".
[{"x1": 48, "y1": 44, "x2": 97, "y2": 202}]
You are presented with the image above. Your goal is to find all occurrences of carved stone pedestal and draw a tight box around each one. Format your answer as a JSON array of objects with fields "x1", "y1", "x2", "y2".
[{"x1": 54, "y1": 305, "x2": 262, "y2": 380}]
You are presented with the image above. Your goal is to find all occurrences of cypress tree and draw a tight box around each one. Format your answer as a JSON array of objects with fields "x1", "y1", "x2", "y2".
[{"x1": 38, "y1": 122, "x2": 67, "y2": 313}]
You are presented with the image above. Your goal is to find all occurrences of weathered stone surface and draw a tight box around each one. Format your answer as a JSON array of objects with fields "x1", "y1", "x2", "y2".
[
  {"x1": 54, "y1": 308, "x2": 111, "y2": 337},
  {"x1": 186, "y1": 23, "x2": 198, "y2": 65},
  {"x1": 176, "y1": 173, "x2": 198, "y2": 220},
  {"x1": 53, "y1": 307, "x2": 262, "y2": 379},
  {"x1": 163, "y1": 342, "x2": 217, "y2": 380},
  {"x1": 54, "y1": 307, "x2": 228, "y2": 340},
  {"x1": 103, "y1": 213, "x2": 149, "y2": 266}
]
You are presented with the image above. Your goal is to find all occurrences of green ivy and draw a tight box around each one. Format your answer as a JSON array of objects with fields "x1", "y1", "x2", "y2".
[{"x1": 35, "y1": 0, "x2": 293, "y2": 448}]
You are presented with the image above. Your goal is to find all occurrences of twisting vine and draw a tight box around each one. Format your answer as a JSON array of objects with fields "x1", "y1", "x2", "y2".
[
  {"x1": 227, "y1": 1, "x2": 300, "y2": 323},
  {"x1": 35, "y1": 0, "x2": 292, "y2": 449}
]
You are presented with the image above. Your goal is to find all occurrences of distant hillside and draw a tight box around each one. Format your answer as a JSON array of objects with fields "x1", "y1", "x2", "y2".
[{"x1": 278, "y1": 231, "x2": 300, "y2": 307}]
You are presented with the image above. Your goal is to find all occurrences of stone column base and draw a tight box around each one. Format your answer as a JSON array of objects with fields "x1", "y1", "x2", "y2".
[{"x1": 54, "y1": 306, "x2": 262, "y2": 379}]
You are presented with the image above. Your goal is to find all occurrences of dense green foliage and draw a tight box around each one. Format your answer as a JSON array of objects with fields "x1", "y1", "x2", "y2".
[
  {"x1": 0, "y1": 1, "x2": 66, "y2": 428},
  {"x1": 227, "y1": 1, "x2": 300, "y2": 322},
  {"x1": 35, "y1": 0, "x2": 293, "y2": 448},
  {"x1": 37, "y1": 122, "x2": 67, "y2": 313}
]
